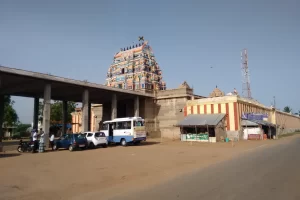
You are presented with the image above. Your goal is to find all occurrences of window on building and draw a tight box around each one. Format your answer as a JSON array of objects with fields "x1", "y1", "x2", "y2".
[
  {"x1": 118, "y1": 84, "x2": 122, "y2": 88},
  {"x1": 142, "y1": 84, "x2": 145, "y2": 88}
]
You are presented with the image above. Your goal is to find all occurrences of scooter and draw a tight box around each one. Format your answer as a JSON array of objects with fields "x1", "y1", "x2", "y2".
[{"x1": 17, "y1": 140, "x2": 34, "y2": 153}]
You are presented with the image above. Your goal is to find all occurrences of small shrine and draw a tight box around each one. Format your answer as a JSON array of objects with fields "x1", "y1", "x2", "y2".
[
  {"x1": 105, "y1": 37, "x2": 166, "y2": 93},
  {"x1": 209, "y1": 86, "x2": 225, "y2": 97}
]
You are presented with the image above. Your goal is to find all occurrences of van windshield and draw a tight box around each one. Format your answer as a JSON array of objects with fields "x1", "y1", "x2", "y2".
[{"x1": 134, "y1": 121, "x2": 144, "y2": 127}]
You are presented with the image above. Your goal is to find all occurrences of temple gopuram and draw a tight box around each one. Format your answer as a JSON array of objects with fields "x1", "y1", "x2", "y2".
[{"x1": 105, "y1": 37, "x2": 166, "y2": 93}]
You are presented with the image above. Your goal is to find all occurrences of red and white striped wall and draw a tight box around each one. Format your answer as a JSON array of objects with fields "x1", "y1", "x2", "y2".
[{"x1": 184, "y1": 100, "x2": 272, "y2": 131}]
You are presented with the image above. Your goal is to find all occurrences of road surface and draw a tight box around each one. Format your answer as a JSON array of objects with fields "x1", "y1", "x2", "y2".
[{"x1": 109, "y1": 137, "x2": 300, "y2": 200}]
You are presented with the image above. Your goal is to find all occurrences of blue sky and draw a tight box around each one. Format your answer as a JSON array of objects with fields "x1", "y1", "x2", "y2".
[{"x1": 0, "y1": 0, "x2": 299, "y2": 123}]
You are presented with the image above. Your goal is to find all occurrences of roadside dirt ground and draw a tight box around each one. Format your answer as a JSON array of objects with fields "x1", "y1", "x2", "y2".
[{"x1": 0, "y1": 137, "x2": 294, "y2": 200}]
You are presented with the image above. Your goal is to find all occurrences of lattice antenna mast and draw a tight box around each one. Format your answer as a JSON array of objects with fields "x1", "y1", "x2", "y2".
[{"x1": 241, "y1": 49, "x2": 252, "y2": 99}]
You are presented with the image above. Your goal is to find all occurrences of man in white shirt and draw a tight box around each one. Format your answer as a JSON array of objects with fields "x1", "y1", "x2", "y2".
[
  {"x1": 50, "y1": 133, "x2": 55, "y2": 151},
  {"x1": 32, "y1": 130, "x2": 38, "y2": 153}
]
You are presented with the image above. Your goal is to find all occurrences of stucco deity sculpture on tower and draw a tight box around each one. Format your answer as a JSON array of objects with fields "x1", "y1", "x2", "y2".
[{"x1": 105, "y1": 37, "x2": 166, "y2": 93}]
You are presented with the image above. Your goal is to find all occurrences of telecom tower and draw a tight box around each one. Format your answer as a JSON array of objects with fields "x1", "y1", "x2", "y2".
[{"x1": 241, "y1": 48, "x2": 252, "y2": 99}]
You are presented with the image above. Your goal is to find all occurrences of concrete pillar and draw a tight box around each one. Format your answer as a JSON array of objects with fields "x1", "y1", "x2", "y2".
[
  {"x1": 111, "y1": 94, "x2": 117, "y2": 119},
  {"x1": 42, "y1": 84, "x2": 51, "y2": 148},
  {"x1": 134, "y1": 96, "x2": 139, "y2": 117},
  {"x1": 88, "y1": 103, "x2": 91, "y2": 131},
  {"x1": 33, "y1": 97, "x2": 39, "y2": 130},
  {"x1": 62, "y1": 101, "x2": 68, "y2": 134},
  {"x1": 0, "y1": 95, "x2": 4, "y2": 143},
  {"x1": 82, "y1": 89, "x2": 89, "y2": 132}
]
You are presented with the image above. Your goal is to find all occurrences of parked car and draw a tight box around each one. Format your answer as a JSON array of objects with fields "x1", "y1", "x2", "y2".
[
  {"x1": 53, "y1": 133, "x2": 88, "y2": 152},
  {"x1": 84, "y1": 132, "x2": 108, "y2": 148}
]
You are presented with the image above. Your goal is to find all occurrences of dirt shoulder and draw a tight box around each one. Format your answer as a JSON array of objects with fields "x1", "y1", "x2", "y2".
[{"x1": 0, "y1": 136, "x2": 297, "y2": 200}]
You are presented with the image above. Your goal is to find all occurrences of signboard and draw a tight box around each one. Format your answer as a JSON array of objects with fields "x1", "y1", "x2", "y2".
[
  {"x1": 186, "y1": 133, "x2": 209, "y2": 141},
  {"x1": 248, "y1": 134, "x2": 261, "y2": 140},
  {"x1": 242, "y1": 113, "x2": 268, "y2": 120}
]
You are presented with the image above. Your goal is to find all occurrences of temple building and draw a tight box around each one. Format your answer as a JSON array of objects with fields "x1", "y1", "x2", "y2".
[{"x1": 105, "y1": 38, "x2": 166, "y2": 93}]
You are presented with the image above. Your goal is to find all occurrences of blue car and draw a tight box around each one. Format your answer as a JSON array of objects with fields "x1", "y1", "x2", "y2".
[{"x1": 53, "y1": 133, "x2": 88, "y2": 152}]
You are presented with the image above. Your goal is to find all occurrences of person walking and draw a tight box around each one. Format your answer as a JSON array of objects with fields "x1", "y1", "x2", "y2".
[{"x1": 50, "y1": 133, "x2": 55, "y2": 150}]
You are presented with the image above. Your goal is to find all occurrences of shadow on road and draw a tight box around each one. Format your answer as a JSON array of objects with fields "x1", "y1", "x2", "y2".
[
  {"x1": 0, "y1": 153, "x2": 21, "y2": 158},
  {"x1": 131, "y1": 141, "x2": 161, "y2": 146}
]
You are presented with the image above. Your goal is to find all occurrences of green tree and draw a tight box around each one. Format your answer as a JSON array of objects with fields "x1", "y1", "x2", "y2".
[
  {"x1": 15, "y1": 123, "x2": 31, "y2": 133},
  {"x1": 283, "y1": 106, "x2": 292, "y2": 113},
  {"x1": 3, "y1": 95, "x2": 19, "y2": 127},
  {"x1": 38, "y1": 101, "x2": 44, "y2": 122},
  {"x1": 39, "y1": 101, "x2": 77, "y2": 124}
]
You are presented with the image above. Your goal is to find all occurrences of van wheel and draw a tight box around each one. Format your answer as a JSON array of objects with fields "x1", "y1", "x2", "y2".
[
  {"x1": 121, "y1": 139, "x2": 127, "y2": 146},
  {"x1": 69, "y1": 145, "x2": 74, "y2": 152}
]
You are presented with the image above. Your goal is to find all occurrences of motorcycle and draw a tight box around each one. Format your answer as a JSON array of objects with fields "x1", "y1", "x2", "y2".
[{"x1": 17, "y1": 140, "x2": 34, "y2": 153}]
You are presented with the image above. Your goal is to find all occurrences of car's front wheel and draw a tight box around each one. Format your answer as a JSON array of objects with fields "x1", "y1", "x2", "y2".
[
  {"x1": 69, "y1": 145, "x2": 74, "y2": 152},
  {"x1": 89, "y1": 142, "x2": 95, "y2": 149}
]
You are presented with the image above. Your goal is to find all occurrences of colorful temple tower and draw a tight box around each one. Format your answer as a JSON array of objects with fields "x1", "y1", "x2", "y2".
[{"x1": 105, "y1": 37, "x2": 166, "y2": 93}]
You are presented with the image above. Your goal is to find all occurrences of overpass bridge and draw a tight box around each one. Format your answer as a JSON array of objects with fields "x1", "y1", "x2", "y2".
[{"x1": 0, "y1": 65, "x2": 155, "y2": 144}]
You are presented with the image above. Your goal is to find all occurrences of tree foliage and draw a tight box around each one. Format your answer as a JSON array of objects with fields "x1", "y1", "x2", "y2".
[
  {"x1": 3, "y1": 95, "x2": 19, "y2": 127},
  {"x1": 15, "y1": 123, "x2": 31, "y2": 133},
  {"x1": 283, "y1": 106, "x2": 292, "y2": 113},
  {"x1": 39, "y1": 101, "x2": 77, "y2": 124}
]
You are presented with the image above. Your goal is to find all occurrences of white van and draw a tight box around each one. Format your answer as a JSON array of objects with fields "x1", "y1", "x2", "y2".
[{"x1": 100, "y1": 117, "x2": 146, "y2": 146}]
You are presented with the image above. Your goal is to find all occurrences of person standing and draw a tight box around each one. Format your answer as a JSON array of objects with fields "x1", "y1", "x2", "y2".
[
  {"x1": 50, "y1": 133, "x2": 55, "y2": 150},
  {"x1": 39, "y1": 131, "x2": 45, "y2": 153},
  {"x1": 32, "y1": 130, "x2": 38, "y2": 153}
]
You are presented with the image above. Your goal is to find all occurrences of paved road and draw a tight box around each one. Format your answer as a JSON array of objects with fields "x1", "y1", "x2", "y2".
[{"x1": 110, "y1": 138, "x2": 300, "y2": 200}]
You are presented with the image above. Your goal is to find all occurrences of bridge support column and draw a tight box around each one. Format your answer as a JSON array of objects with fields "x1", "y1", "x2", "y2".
[
  {"x1": 33, "y1": 97, "x2": 39, "y2": 130},
  {"x1": 62, "y1": 101, "x2": 68, "y2": 134},
  {"x1": 134, "y1": 96, "x2": 139, "y2": 117},
  {"x1": 82, "y1": 89, "x2": 89, "y2": 132},
  {"x1": 111, "y1": 94, "x2": 117, "y2": 120},
  {"x1": 88, "y1": 103, "x2": 91, "y2": 131},
  {"x1": 0, "y1": 95, "x2": 4, "y2": 143},
  {"x1": 42, "y1": 84, "x2": 51, "y2": 148}
]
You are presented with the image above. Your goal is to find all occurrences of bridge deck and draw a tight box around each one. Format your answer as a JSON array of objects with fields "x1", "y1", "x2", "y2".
[{"x1": 0, "y1": 66, "x2": 154, "y2": 103}]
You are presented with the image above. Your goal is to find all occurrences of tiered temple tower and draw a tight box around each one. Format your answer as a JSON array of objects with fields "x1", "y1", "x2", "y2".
[{"x1": 105, "y1": 37, "x2": 166, "y2": 93}]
